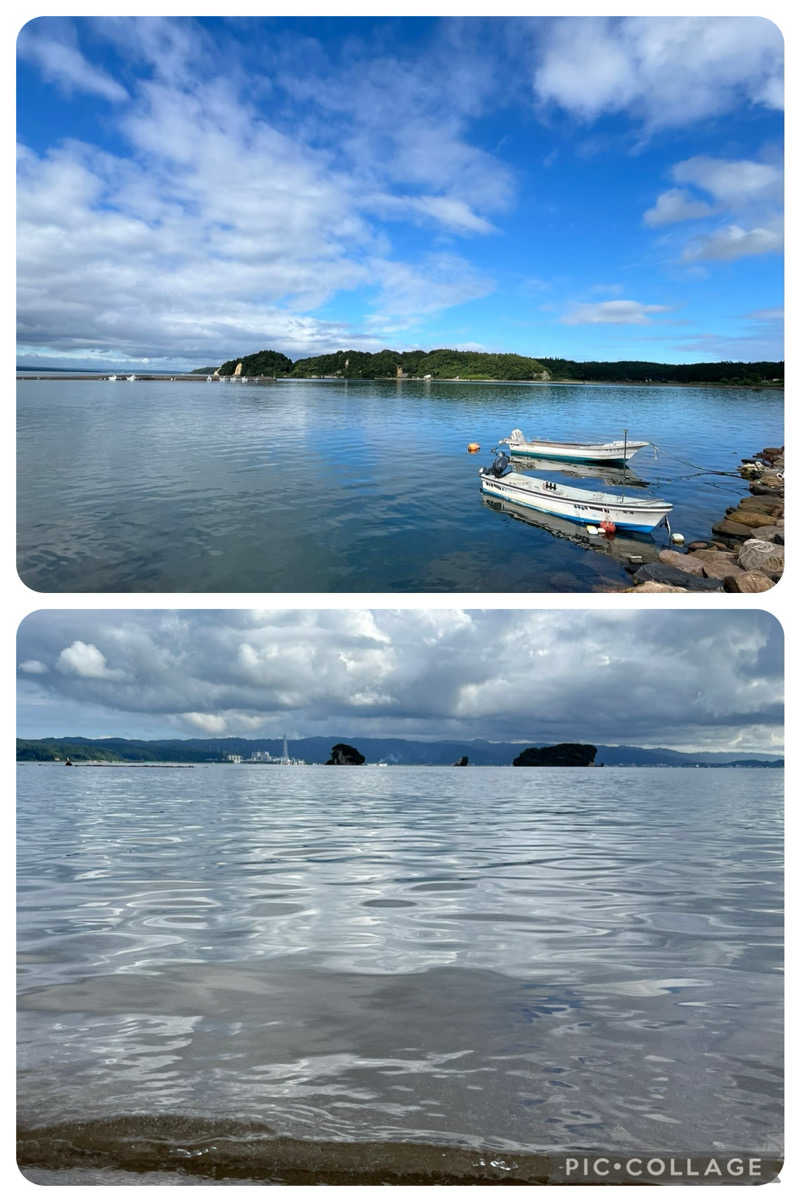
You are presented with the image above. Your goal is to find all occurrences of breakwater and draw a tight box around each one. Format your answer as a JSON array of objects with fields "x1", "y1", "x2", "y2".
[{"x1": 627, "y1": 445, "x2": 784, "y2": 593}]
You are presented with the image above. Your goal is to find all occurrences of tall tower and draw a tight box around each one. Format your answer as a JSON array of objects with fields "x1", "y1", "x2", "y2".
[{"x1": 281, "y1": 734, "x2": 289, "y2": 765}]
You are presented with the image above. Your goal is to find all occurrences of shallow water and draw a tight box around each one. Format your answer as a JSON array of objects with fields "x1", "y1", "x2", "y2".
[
  {"x1": 17, "y1": 764, "x2": 783, "y2": 1181},
  {"x1": 17, "y1": 378, "x2": 782, "y2": 591}
]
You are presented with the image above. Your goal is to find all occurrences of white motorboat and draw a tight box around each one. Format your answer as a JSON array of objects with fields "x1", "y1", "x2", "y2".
[
  {"x1": 499, "y1": 428, "x2": 648, "y2": 464},
  {"x1": 479, "y1": 457, "x2": 671, "y2": 532}
]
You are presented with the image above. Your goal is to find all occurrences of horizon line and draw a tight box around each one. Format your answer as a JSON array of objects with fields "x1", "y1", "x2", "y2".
[{"x1": 17, "y1": 734, "x2": 784, "y2": 758}]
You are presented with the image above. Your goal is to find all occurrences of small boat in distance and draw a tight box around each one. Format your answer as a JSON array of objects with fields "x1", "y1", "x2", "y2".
[
  {"x1": 126, "y1": 374, "x2": 136, "y2": 381},
  {"x1": 108, "y1": 374, "x2": 117, "y2": 381},
  {"x1": 499, "y1": 428, "x2": 648, "y2": 465},
  {"x1": 479, "y1": 456, "x2": 671, "y2": 533}
]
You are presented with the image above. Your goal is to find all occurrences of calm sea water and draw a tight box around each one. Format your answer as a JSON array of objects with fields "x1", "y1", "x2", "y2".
[
  {"x1": 17, "y1": 379, "x2": 783, "y2": 592},
  {"x1": 18, "y1": 764, "x2": 783, "y2": 1182}
]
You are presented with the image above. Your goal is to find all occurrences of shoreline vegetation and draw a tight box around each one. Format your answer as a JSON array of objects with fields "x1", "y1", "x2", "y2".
[
  {"x1": 16, "y1": 737, "x2": 783, "y2": 769},
  {"x1": 18, "y1": 348, "x2": 784, "y2": 387},
  {"x1": 210, "y1": 348, "x2": 784, "y2": 386}
]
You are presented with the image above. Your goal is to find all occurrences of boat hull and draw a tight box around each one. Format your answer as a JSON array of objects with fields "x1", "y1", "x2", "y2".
[
  {"x1": 480, "y1": 472, "x2": 671, "y2": 533},
  {"x1": 482, "y1": 495, "x2": 661, "y2": 565},
  {"x1": 507, "y1": 454, "x2": 648, "y2": 488},
  {"x1": 500, "y1": 440, "x2": 648, "y2": 465}
]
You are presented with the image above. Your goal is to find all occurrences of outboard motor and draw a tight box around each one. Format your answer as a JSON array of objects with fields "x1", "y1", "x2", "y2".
[{"x1": 489, "y1": 451, "x2": 511, "y2": 478}]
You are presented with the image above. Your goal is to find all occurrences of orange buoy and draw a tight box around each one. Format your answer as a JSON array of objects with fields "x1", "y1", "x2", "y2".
[
  {"x1": 467, "y1": 442, "x2": 480, "y2": 453},
  {"x1": 600, "y1": 519, "x2": 617, "y2": 536}
]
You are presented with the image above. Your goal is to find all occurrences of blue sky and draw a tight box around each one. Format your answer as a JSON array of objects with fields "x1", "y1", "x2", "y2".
[{"x1": 17, "y1": 16, "x2": 784, "y2": 370}]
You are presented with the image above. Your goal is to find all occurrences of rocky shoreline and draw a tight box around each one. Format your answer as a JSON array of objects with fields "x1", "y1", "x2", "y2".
[{"x1": 626, "y1": 446, "x2": 784, "y2": 593}]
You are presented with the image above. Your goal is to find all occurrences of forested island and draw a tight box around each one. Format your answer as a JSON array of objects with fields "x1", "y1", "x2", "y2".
[
  {"x1": 513, "y1": 743, "x2": 596, "y2": 767},
  {"x1": 198, "y1": 347, "x2": 783, "y2": 386}
]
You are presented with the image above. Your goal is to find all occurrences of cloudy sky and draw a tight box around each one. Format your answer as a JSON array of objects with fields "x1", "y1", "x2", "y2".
[
  {"x1": 17, "y1": 610, "x2": 783, "y2": 753},
  {"x1": 17, "y1": 15, "x2": 783, "y2": 370}
]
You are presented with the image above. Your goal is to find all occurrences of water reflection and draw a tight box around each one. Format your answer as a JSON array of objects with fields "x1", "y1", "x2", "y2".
[
  {"x1": 481, "y1": 496, "x2": 662, "y2": 569},
  {"x1": 18, "y1": 765, "x2": 782, "y2": 1157},
  {"x1": 18, "y1": 378, "x2": 781, "y2": 591},
  {"x1": 507, "y1": 453, "x2": 649, "y2": 488}
]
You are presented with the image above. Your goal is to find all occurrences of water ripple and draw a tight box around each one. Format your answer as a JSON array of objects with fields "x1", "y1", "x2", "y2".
[
  {"x1": 18, "y1": 378, "x2": 782, "y2": 591},
  {"x1": 17, "y1": 764, "x2": 782, "y2": 1157}
]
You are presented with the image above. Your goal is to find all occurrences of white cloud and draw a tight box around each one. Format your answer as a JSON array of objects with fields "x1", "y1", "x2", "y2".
[
  {"x1": 273, "y1": 25, "x2": 514, "y2": 217},
  {"x1": 17, "y1": 18, "x2": 510, "y2": 366},
  {"x1": 18, "y1": 20, "x2": 129, "y2": 103},
  {"x1": 366, "y1": 193, "x2": 496, "y2": 235},
  {"x1": 182, "y1": 712, "x2": 228, "y2": 734},
  {"x1": 754, "y1": 73, "x2": 783, "y2": 109},
  {"x1": 660, "y1": 304, "x2": 783, "y2": 359},
  {"x1": 671, "y1": 156, "x2": 782, "y2": 208},
  {"x1": 643, "y1": 188, "x2": 714, "y2": 227},
  {"x1": 670, "y1": 331, "x2": 783, "y2": 359},
  {"x1": 682, "y1": 222, "x2": 783, "y2": 263},
  {"x1": 19, "y1": 660, "x2": 48, "y2": 675},
  {"x1": 367, "y1": 254, "x2": 494, "y2": 323},
  {"x1": 18, "y1": 611, "x2": 783, "y2": 751},
  {"x1": 745, "y1": 307, "x2": 783, "y2": 322},
  {"x1": 57, "y1": 641, "x2": 126, "y2": 680},
  {"x1": 533, "y1": 17, "x2": 783, "y2": 128},
  {"x1": 643, "y1": 155, "x2": 783, "y2": 267},
  {"x1": 561, "y1": 299, "x2": 670, "y2": 326}
]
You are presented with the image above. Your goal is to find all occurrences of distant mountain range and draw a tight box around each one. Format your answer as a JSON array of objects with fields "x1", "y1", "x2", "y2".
[{"x1": 16, "y1": 736, "x2": 783, "y2": 768}]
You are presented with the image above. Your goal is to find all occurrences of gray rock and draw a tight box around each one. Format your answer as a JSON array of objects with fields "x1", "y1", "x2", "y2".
[
  {"x1": 751, "y1": 525, "x2": 783, "y2": 544},
  {"x1": 326, "y1": 743, "x2": 366, "y2": 765},
  {"x1": 690, "y1": 547, "x2": 736, "y2": 563},
  {"x1": 625, "y1": 581, "x2": 689, "y2": 593},
  {"x1": 737, "y1": 539, "x2": 784, "y2": 579},
  {"x1": 738, "y1": 496, "x2": 783, "y2": 516},
  {"x1": 712, "y1": 517, "x2": 752, "y2": 539},
  {"x1": 696, "y1": 554, "x2": 745, "y2": 581},
  {"x1": 688, "y1": 550, "x2": 747, "y2": 580},
  {"x1": 657, "y1": 549, "x2": 705, "y2": 575},
  {"x1": 723, "y1": 571, "x2": 775, "y2": 593},
  {"x1": 750, "y1": 482, "x2": 784, "y2": 497},
  {"x1": 632, "y1": 563, "x2": 722, "y2": 591},
  {"x1": 726, "y1": 508, "x2": 778, "y2": 529}
]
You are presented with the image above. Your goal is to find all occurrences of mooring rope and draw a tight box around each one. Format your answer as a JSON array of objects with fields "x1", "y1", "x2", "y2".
[{"x1": 647, "y1": 442, "x2": 745, "y2": 479}]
